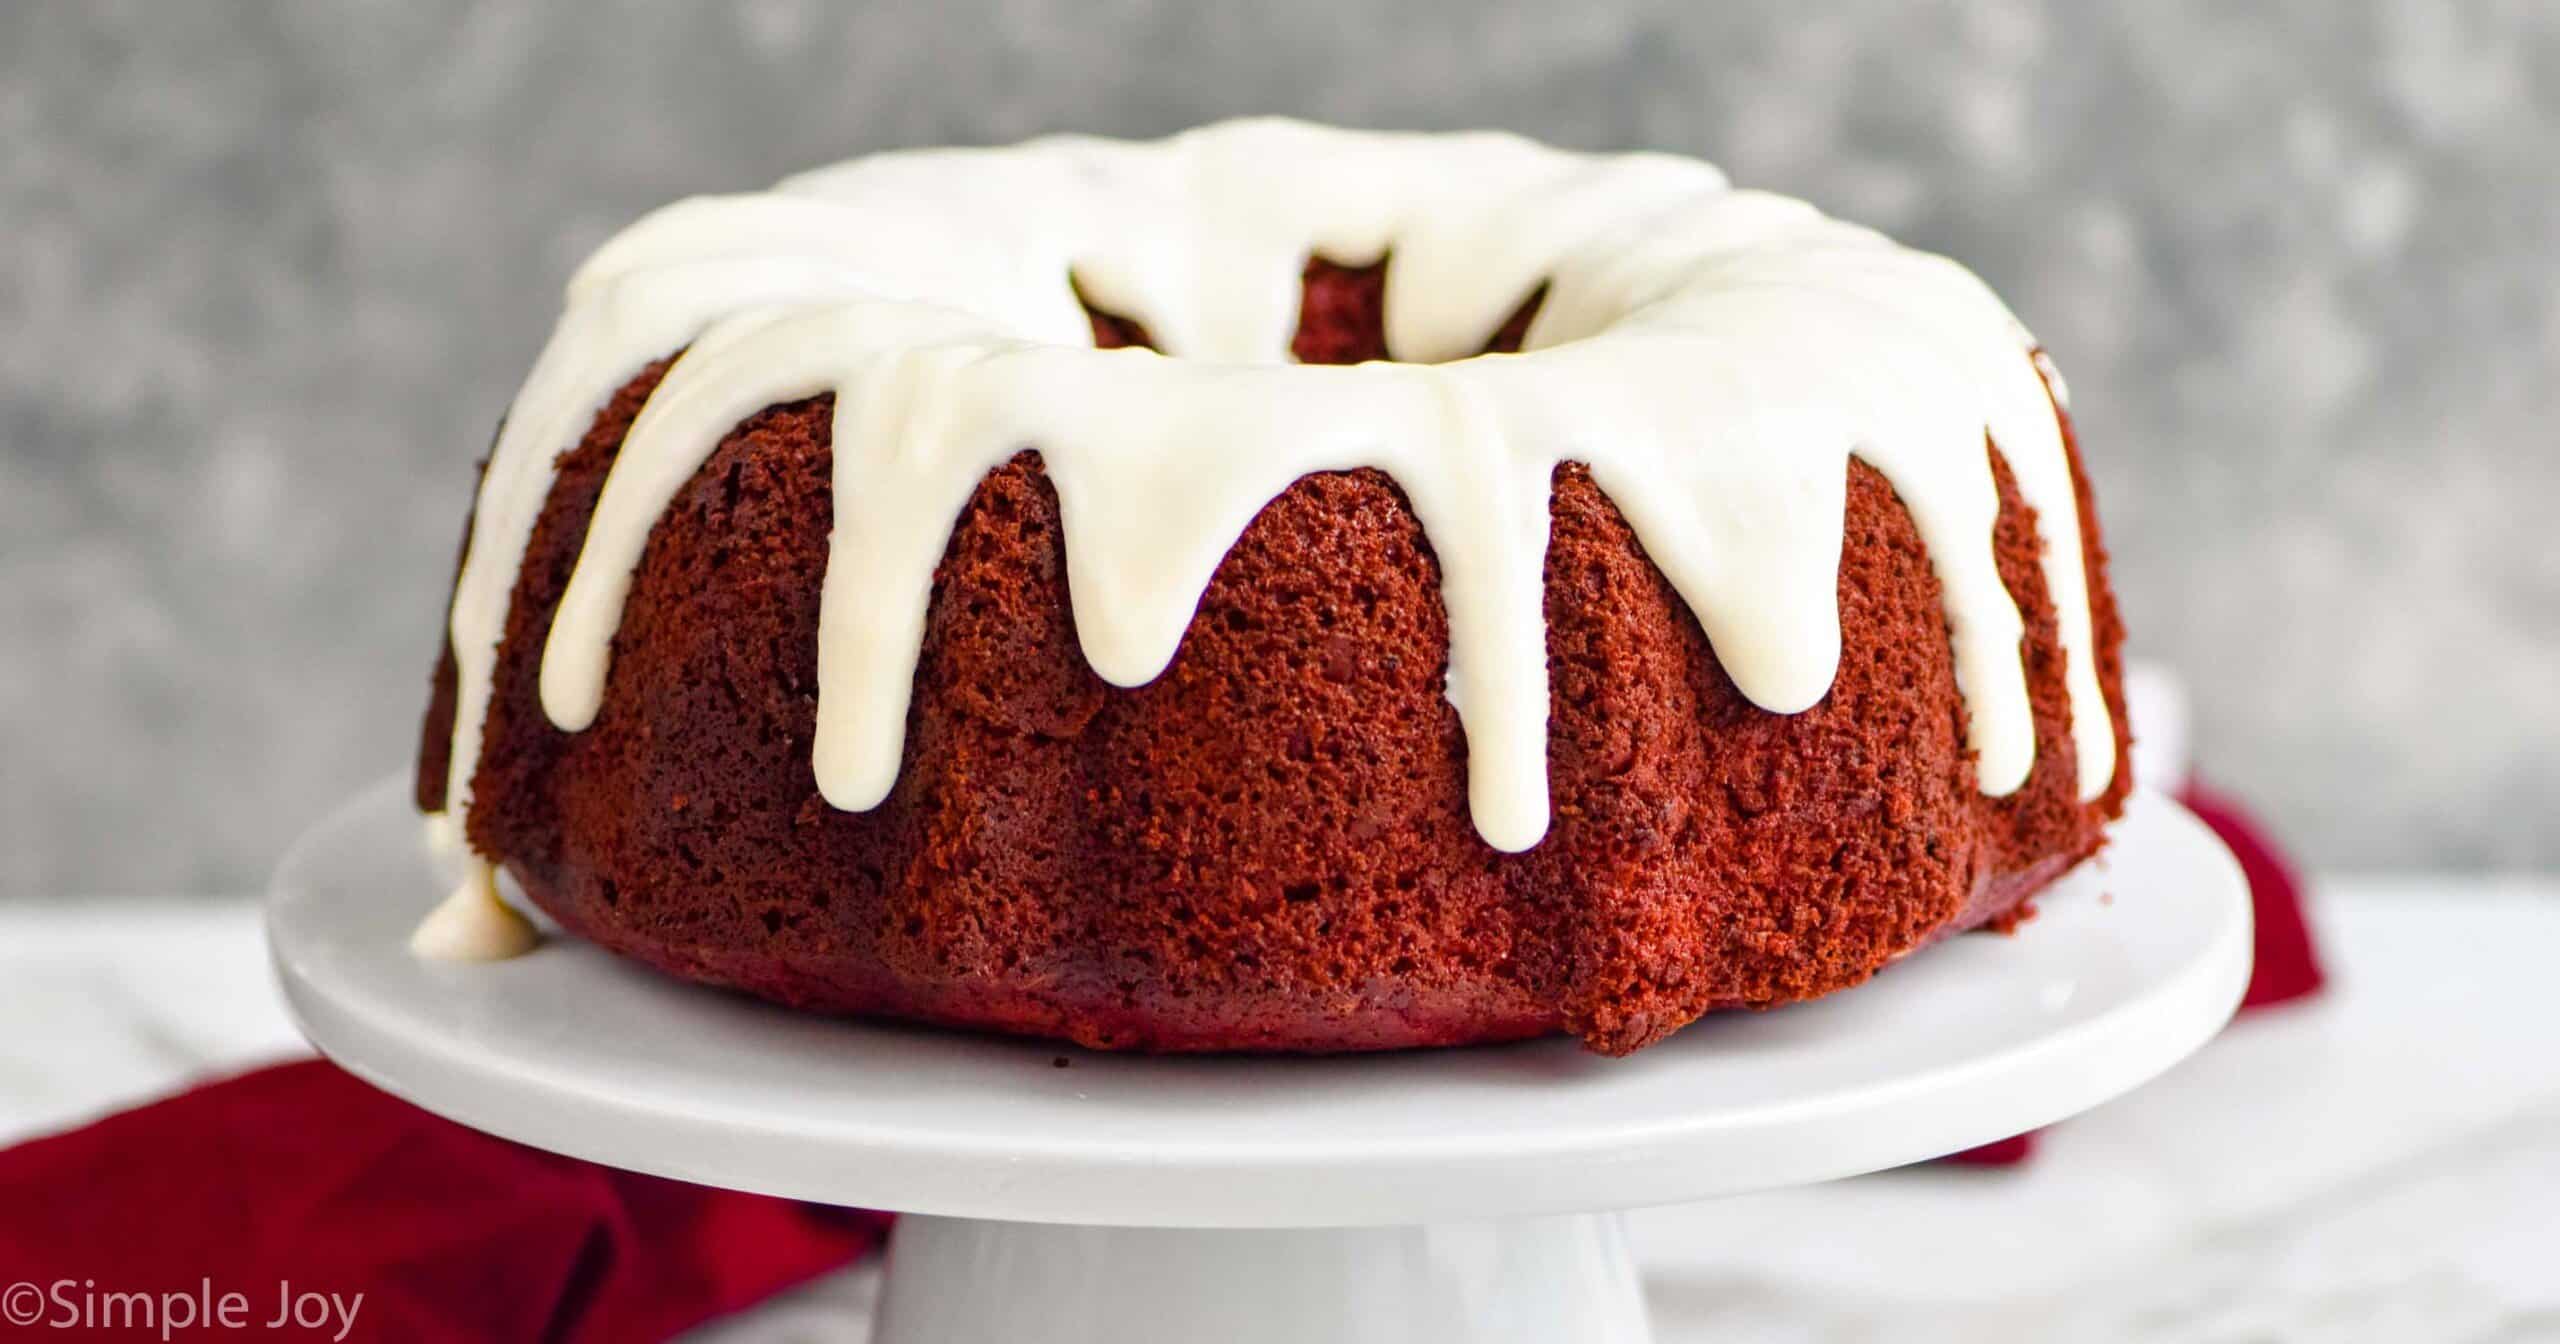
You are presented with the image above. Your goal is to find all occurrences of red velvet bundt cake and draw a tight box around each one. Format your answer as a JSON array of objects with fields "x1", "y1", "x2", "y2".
[{"x1": 411, "y1": 120, "x2": 2132, "y2": 1055}]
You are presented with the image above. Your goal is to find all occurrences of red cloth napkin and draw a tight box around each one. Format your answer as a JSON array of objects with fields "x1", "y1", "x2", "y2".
[
  {"x1": 2184, "y1": 782, "x2": 2327, "y2": 1010},
  {"x1": 1945, "y1": 782, "x2": 2325, "y2": 1165},
  {"x1": 0, "y1": 1059, "x2": 886, "y2": 1341}
]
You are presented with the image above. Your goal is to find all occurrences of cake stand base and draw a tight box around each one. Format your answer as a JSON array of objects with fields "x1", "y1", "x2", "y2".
[
  {"x1": 876, "y1": 1213, "x2": 1647, "y2": 1344},
  {"x1": 270, "y1": 782, "x2": 2249, "y2": 1343}
]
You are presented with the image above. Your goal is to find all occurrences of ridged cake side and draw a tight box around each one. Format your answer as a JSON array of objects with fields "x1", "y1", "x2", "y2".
[{"x1": 418, "y1": 262, "x2": 2131, "y2": 1054}]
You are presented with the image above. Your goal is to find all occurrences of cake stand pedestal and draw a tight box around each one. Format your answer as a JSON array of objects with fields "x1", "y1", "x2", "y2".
[{"x1": 269, "y1": 782, "x2": 2249, "y2": 1344}]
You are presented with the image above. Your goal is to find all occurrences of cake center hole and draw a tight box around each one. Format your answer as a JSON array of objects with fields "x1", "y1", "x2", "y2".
[{"x1": 1077, "y1": 258, "x2": 1544, "y2": 366}]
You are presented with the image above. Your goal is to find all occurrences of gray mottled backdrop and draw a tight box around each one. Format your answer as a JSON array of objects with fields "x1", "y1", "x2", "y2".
[{"x1": 4, "y1": 0, "x2": 2555, "y2": 895}]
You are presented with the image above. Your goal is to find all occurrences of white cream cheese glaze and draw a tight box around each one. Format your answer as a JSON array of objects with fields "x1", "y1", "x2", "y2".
[
  {"x1": 428, "y1": 118, "x2": 2116, "y2": 938},
  {"x1": 408, "y1": 861, "x2": 540, "y2": 961}
]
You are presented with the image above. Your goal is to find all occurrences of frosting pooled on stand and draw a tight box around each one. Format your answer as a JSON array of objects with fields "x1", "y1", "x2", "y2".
[
  {"x1": 409, "y1": 862, "x2": 539, "y2": 961},
  {"x1": 416, "y1": 119, "x2": 2116, "y2": 958}
]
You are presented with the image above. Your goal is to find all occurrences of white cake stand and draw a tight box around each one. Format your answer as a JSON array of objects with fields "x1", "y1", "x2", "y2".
[{"x1": 269, "y1": 780, "x2": 2249, "y2": 1344}]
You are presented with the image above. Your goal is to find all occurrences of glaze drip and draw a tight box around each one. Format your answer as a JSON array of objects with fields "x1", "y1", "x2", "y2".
[
  {"x1": 409, "y1": 862, "x2": 540, "y2": 961},
  {"x1": 438, "y1": 119, "x2": 2115, "y2": 860}
]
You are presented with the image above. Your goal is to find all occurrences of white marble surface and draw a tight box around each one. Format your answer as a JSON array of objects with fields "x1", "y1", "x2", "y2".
[{"x1": 5, "y1": 883, "x2": 2557, "y2": 1341}]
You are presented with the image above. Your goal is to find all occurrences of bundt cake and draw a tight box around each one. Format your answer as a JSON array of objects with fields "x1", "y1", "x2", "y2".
[{"x1": 411, "y1": 119, "x2": 2132, "y2": 1055}]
